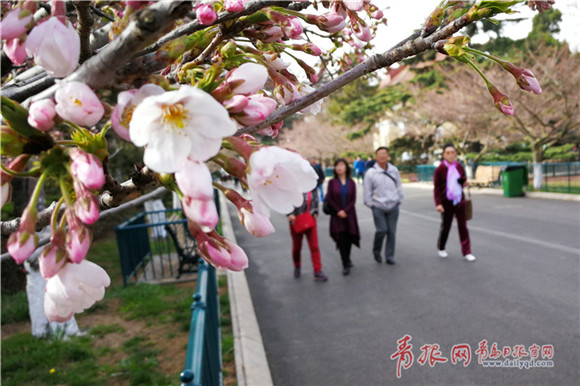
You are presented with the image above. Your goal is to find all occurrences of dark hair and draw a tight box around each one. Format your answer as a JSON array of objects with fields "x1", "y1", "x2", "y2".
[
  {"x1": 333, "y1": 158, "x2": 351, "y2": 179},
  {"x1": 442, "y1": 143, "x2": 456, "y2": 152},
  {"x1": 375, "y1": 146, "x2": 389, "y2": 154}
]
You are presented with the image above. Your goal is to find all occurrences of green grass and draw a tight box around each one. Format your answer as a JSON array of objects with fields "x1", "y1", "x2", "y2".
[
  {"x1": 1, "y1": 333, "x2": 103, "y2": 386},
  {"x1": 1, "y1": 291, "x2": 29, "y2": 325},
  {"x1": 90, "y1": 323, "x2": 126, "y2": 338}
]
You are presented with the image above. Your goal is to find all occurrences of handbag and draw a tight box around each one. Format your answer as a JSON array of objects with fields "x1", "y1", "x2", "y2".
[
  {"x1": 465, "y1": 186, "x2": 473, "y2": 221},
  {"x1": 322, "y1": 200, "x2": 335, "y2": 215},
  {"x1": 292, "y1": 192, "x2": 316, "y2": 234}
]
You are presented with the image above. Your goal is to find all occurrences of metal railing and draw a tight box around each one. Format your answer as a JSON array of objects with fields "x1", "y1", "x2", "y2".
[
  {"x1": 527, "y1": 162, "x2": 580, "y2": 194},
  {"x1": 180, "y1": 260, "x2": 222, "y2": 386},
  {"x1": 115, "y1": 208, "x2": 196, "y2": 286}
]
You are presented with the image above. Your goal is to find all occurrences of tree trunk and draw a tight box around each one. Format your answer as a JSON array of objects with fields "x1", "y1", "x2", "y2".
[{"x1": 532, "y1": 142, "x2": 544, "y2": 189}]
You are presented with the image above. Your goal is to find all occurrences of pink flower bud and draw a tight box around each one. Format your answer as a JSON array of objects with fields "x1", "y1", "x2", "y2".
[
  {"x1": 320, "y1": 12, "x2": 346, "y2": 33},
  {"x1": 263, "y1": 53, "x2": 290, "y2": 71},
  {"x1": 74, "y1": 192, "x2": 100, "y2": 225},
  {"x1": 199, "y1": 240, "x2": 231, "y2": 269},
  {"x1": 69, "y1": 149, "x2": 105, "y2": 190},
  {"x1": 371, "y1": 9, "x2": 384, "y2": 20},
  {"x1": 258, "y1": 120, "x2": 283, "y2": 138},
  {"x1": 8, "y1": 229, "x2": 38, "y2": 264},
  {"x1": 239, "y1": 208, "x2": 275, "y2": 237},
  {"x1": 28, "y1": 99, "x2": 57, "y2": 131},
  {"x1": 223, "y1": 95, "x2": 249, "y2": 113},
  {"x1": 224, "y1": 0, "x2": 244, "y2": 12},
  {"x1": 55, "y1": 81, "x2": 104, "y2": 127},
  {"x1": 344, "y1": 0, "x2": 364, "y2": 11},
  {"x1": 235, "y1": 94, "x2": 277, "y2": 126},
  {"x1": 225, "y1": 240, "x2": 249, "y2": 271},
  {"x1": 282, "y1": 17, "x2": 303, "y2": 40},
  {"x1": 175, "y1": 159, "x2": 214, "y2": 200},
  {"x1": 196, "y1": 3, "x2": 217, "y2": 25},
  {"x1": 488, "y1": 84, "x2": 514, "y2": 116},
  {"x1": 3, "y1": 37, "x2": 28, "y2": 66},
  {"x1": 182, "y1": 196, "x2": 219, "y2": 231},
  {"x1": 260, "y1": 25, "x2": 283, "y2": 43},
  {"x1": 515, "y1": 68, "x2": 542, "y2": 94},
  {"x1": 354, "y1": 26, "x2": 372, "y2": 42},
  {"x1": 65, "y1": 219, "x2": 91, "y2": 264},
  {"x1": 39, "y1": 243, "x2": 67, "y2": 279},
  {"x1": 0, "y1": 7, "x2": 34, "y2": 40},
  {"x1": 25, "y1": 17, "x2": 80, "y2": 78},
  {"x1": 226, "y1": 63, "x2": 269, "y2": 95}
]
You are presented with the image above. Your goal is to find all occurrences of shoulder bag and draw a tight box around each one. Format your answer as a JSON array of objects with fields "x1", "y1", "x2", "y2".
[{"x1": 292, "y1": 192, "x2": 316, "y2": 234}]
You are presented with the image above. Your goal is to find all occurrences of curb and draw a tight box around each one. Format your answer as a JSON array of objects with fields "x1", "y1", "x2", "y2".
[
  {"x1": 404, "y1": 182, "x2": 580, "y2": 201},
  {"x1": 219, "y1": 192, "x2": 274, "y2": 386}
]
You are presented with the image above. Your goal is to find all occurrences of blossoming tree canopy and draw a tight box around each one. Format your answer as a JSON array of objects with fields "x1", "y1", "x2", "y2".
[{"x1": 0, "y1": 0, "x2": 552, "y2": 322}]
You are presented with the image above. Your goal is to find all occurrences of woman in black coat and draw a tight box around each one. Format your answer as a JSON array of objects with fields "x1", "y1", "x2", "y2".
[{"x1": 325, "y1": 159, "x2": 361, "y2": 275}]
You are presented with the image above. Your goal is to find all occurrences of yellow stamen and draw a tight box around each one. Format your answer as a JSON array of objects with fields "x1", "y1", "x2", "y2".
[{"x1": 161, "y1": 103, "x2": 189, "y2": 131}]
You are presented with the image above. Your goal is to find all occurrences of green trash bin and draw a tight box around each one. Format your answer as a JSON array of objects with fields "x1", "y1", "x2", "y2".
[{"x1": 501, "y1": 165, "x2": 526, "y2": 197}]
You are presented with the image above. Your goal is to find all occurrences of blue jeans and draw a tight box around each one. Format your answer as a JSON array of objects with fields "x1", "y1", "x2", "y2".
[
  {"x1": 317, "y1": 184, "x2": 324, "y2": 202},
  {"x1": 371, "y1": 205, "x2": 400, "y2": 262}
]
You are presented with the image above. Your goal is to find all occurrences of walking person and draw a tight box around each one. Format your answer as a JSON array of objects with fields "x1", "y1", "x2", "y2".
[
  {"x1": 325, "y1": 159, "x2": 360, "y2": 275},
  {"x1": 433, "y1": 144, "x2": 476, "y2": 261},
  {"x1": 363, "y1": 147, "x2": 404, "y2": 265},
  {"x1": 353, "y1": 155, "x2": 365, "y2": 184},
  {"x1": 288, "y1": 190, "x2": 329, "y2": 281},
  {"x1": 310, "y1": 157, "x2": 326, "y2": 202}
]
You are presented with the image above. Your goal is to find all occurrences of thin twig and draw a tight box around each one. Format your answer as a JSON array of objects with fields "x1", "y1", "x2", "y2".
[{"x1": 73, "y1": 1, "x2": 94, "y2": 64}]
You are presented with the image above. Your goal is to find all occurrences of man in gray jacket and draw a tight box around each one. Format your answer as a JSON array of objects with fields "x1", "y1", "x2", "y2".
[{"x1": 363, "y1": 147, "x2": 404, "y2": 265}]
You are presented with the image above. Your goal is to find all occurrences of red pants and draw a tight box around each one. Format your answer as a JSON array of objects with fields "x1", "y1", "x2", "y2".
[
  {"x1": 290, "y1": 223, "x2": 322, "y2": 273},
  {"x1": 437, "y1": 199, "x2": 471, "y2": 256}
]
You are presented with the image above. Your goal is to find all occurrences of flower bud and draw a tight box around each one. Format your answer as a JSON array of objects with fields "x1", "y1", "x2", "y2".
[
  {"x1": 175, "y1": 159, "x2": 214, "y2": 201},
  {"x1": 182, "y1": 196, "x2": 219, "y2": 231},
  {"x1": 225, "y1": 240, "x2": 249, "y2": 271},
  {"x1": 239, "y1": 208, "x2": 275, "y2": 237},
  {"x1": 55, "y1": 81, "x2": 104, "y2": 127},
  {"x1": 235, "y1": 94, "x2": 277, "y2": 126},
  {"x1": 7, "y1": 206, "x2": 38, "y2": 264},
  {"x1": 223, "y1": 95, "x2": 249, "y2": 113},
  {"x1": 39, "y1": 243, "x2": 67, "y2": 279},
  {"x1": 25, "y1": 17, "x2": 80, "y2": 78},
  {"x1": 65, "y1": 212, "x2": 91, "y2": 263},
  {"x1": 199, "y1": 240, "x2": 231, "y2": 269},
  {"x1": 28, "y1": 99, "x2": 57, "y2": 131},
  {"x1": 196, "y1": 3, "x2": 217, "y2": 25},
  {"x1": 0, "y1": 7, "x2": 34, "y2": 41},
  {"x1": 3, "y1": 37, "x2": 28, "y2": 66},
  {"x1": 226, "y1": 63, "x2": 269, "y2": 95},
  {"x1": 224, "y1": 0, "x2": 244, "y2": 13},
  {"x1": 74, "y1": 190, "x2": 100, "y2": 225},
  {"x1": 69, "y1": 148, "x2": 105, "y2": 190},
  {"x1": 487, "y1": 84, "x2": 514, "y2": 116}
]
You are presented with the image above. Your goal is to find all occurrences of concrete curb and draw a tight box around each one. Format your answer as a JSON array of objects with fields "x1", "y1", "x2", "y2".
[
  {"x1": 404, "y1": 182, "x2": 580, "y2": 201},
  {"x1": 219, "y1": 192, "x2": 273, "y2": 386}
]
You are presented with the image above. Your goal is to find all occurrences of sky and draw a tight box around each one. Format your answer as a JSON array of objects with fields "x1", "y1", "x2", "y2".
[{"x1": 371, "y1": 0, "x2": 580, "y2": 54}]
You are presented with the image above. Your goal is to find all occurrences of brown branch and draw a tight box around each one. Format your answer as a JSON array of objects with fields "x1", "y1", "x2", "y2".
[
  {"x1": 234, "y1": 16, "x2": 468, "y2": 136},
  {"x1": 73, "y1": 1, "x2": 94, "y2": 64}
]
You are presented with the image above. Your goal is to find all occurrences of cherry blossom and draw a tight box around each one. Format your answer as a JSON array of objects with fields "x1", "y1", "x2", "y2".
[
  {"x1": 111, "y1": 84, "x2": 165, "y2": 141},
  {"x1": 55, "y1": 81, "x2": 104, "y2": 127}
]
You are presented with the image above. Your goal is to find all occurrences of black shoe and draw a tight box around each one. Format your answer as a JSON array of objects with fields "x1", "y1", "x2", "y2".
[
  {"x1": 343, "y1": 267, "x2": 350, "y2": 276},
  {"x1": 374, "y1": 254, "x2": 381, "y2": 263},
  {"x1": 386, "y1": 260, "x2": 396, "y2": 265},
  {"x1": 348, "y1": 262, "x2": 354, "y2": 268}
]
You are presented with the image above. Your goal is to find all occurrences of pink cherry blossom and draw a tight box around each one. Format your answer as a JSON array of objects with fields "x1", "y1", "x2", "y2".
[
  {"x1": 354, "y1": 26, "x2": 372, "y2": 42},
  {"x1": 3, "y1": 37, "x2": 27, "y2": 65},
  {"x1": 196, "y1": 3, "x2": 217, "y2": 25},
  {"x1": 282, "y1": 17, "x2": 303, "y2": 40},
  {"x1": 344, "y1": 0, "x2": 364, "y2": 11},
  {"x1": 55, "y1": 81, "x2": 104, "y2": 127},
  {"x1": 7, "y1": 229, "x2": 38, "y2": 264},
  {"x1": 224, "y1": 240, "x2": 249, "y2": 271},
  {"x1": 235, "y1": 94, "x2": 277, "y2": 126},
  {"x1": 175, "y1": 158, "x2": 214, "y2": 201},
  {"x1": 74, "y1": 190, "x2": 100, "y2": 225},
  {"x1": 226, "y1": 63, "x2": 269, "y2": 95},
  {"x1": 515, "y1": 68, "x2": 542, "y2": 94},
  {"x1": 129, "y1": 86, "x2": 236, "y2": 173},
  {"x1": 44, "y1": 259, "x2": 111, "y2": 322},
  {"x1": 28, "y1": 99, "x2": 57, "y2": 131},
  {"x1": 263, "y1": 53, "x2": 290, "y2": 71},
  {"x1": 111, "y1": 84, "x2": 165, "y2": 141},
  {"x1": 69, "y1": 148, "x2": 105, "y2": 190},
  {"x1": 199, "y1": 240, "x2": 232, "y2": 269},
  {"x1": 25, "y1": 17, "x2": 80, "y2": 78},
  {"x1": 260, "y1": 25, "x2": 283, "y2": 43},
  {"x1": 223, "y1": 95, "x2": 249, "y2": 113},
  {"x1": 239, "y1": 208, "x2": 275, "y2": 237},
  {"x1": 247, "y1": 146, "x2": 318, "y2": 216},
  {"x1": 65, "y1": 223, "x2": 91, "y2": 264},
  {"x1": 224, "y1": 0, "x2": 244, "y2": 12},
  {"x1": 0, "y1": 7, "x2": 34, "y2": 40}
]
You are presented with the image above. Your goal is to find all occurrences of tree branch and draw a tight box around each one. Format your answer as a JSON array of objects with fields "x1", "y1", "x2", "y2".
[{"x1": 73, "y1": 1, "x2": 94, "y2": 64}]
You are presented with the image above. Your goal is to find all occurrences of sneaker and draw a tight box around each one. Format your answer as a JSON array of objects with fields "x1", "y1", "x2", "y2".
[
  {"x1": 464, "y1": 254, "x2": 476, "y2": 262},
  {"x1": 294, "y1": 267, "x2": 301, "y2": 278},
  {"x1": 386, "y1": 259, "x2": 396, "y2": 265},
  {"x1": 314, "y1": 270, "x2": 328, "y2": 281},
  {"x1": 438, "y1": 250, "x2": 448, "y2": 258}
]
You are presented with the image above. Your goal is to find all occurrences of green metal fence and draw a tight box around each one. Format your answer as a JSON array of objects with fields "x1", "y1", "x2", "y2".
[
  {"x1": 528, "y1": 162, "x2": 580, "y2": 194},
  {"x1": 180, "y1": 260, "x2": 222, "y2": 386}
]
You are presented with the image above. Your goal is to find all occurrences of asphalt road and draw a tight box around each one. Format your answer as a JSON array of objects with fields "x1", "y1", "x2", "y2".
[{"x1": 228, "y1": 185, "x2": 580, "y2": 386}]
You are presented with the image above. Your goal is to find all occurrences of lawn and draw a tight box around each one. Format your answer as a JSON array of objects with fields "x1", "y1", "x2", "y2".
[{"x1": 1, "y1": 236, "x2": 236, "y2": 385}]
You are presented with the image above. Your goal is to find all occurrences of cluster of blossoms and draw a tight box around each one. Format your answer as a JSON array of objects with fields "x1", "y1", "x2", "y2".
[{"x1": 1, "y1": 0, "x2": 550, "y2": 323}]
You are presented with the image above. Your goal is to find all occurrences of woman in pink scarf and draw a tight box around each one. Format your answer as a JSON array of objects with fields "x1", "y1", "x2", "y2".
[{"x1": 433, "y1": 144, "x2": 476, "y2": 262}]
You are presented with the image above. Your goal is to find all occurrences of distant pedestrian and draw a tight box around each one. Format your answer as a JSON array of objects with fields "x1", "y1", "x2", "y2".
[
  {"x1": 364, "y1": 155, "x2": 375, "y2": 173},
  {"x1": 353, "y1": 155, "x2": 365, "y2": 183},
  {"x1": 288, "y1": 190, "x2": 328, "y2": 281},
  {"x1": 433, "y1": 144, "x2": 475, "y2": 262},
  {"x1": 363, "y1": 147, "x2": 403, "y2": 265},
  {"x1": 325, "y1": 159, "x2": 360, "y2": 275},
  {"x1": 311, "y1": 158, "x2": 326, "y2": 202}
]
